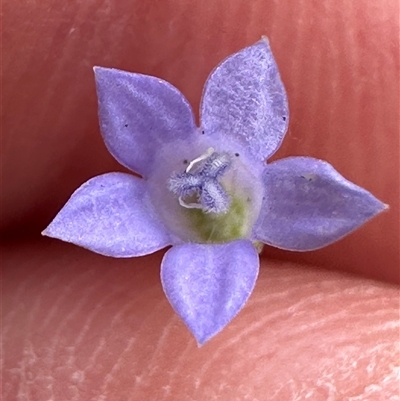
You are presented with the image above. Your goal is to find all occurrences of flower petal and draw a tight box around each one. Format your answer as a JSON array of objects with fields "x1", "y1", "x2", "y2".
[
  {"x1": 43, "y1": 173, "x2": 172, "y2": 257},
  {"x1": 200, "y1": 38, "x2": 289, "y2": 161},
  {"x1": 161, "y1": 240, "x2": 259, "y2": 345},
  {"x1": 94, "y1": 67, "x2": 197, "y2": 178},
  {"x1": 253, "y1": 157, "x2": 387, "y2": 251}
]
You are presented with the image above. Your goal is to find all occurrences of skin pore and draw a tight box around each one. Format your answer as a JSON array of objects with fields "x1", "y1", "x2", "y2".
[{"x1": 2, "y1": 0, "x2": 399, "y2": 400}]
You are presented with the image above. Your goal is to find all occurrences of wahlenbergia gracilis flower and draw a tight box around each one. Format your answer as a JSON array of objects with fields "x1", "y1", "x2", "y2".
[{"x1": 43, "y1": 38, "x2": 387, "y2": 345}]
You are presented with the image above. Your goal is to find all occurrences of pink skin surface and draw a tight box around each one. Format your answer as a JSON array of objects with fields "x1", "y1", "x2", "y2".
[{"x1": 2, "y1": 0, "x2": 399, "y2": 399}]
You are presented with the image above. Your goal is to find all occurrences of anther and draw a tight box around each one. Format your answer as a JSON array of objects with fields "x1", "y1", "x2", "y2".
[
  {"x1": 200, "y1": 180, "x2": 231, "y2": 214},
  {"x1": 202, "y1": 152, "x2": 231, "y2": 178},
  {"x1": 168, "y1": 173, "x2": 202, "y2": 197},
  {"x1": 168, "y1": 149, "x2": 232, "y2": 214}
]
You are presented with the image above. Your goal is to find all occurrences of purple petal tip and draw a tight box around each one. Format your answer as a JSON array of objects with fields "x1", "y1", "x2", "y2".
[
  {"x1": 254, "y1": 157, "x2": 388, "y2": 251},
  {"x1": 161, "y1": 240, "x2": 259, "y2": 344}
]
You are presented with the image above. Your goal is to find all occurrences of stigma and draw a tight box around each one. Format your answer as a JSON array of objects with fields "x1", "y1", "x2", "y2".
[{"x1": 168, "y1": 148, "x2": 232, "y2": 214}]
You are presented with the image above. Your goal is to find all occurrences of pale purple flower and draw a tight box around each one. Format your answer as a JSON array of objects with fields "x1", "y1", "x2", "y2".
[{"x1": 43, "y1": 38, "x2": 386, "y2": 345}]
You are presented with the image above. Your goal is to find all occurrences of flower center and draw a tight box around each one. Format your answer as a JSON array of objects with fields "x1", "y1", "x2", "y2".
[
  {"x1": 168, "y1": 148, "x2": 232, "y2": 215},
  {"x1": 148, "y1": 139, "x2": 263, "y2": 245}
]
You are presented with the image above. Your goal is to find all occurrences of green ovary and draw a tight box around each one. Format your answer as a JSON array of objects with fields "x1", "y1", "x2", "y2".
[{"x1": 186, "y1": 196, "x2": 250, "y2": 243}]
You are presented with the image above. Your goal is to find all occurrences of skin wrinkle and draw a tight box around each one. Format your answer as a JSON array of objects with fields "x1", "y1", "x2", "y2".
[
  {"x1": 144, "y1": 323, "x2": 174, "y2": 379},
  {"x1": 51, "y1": 287, "x2": 122, "y2": 395},
  {"x1": 2, "y1": 273, "x2": 60, "y2": 340},
  {"x1": 138, "y1": 323, "x2": 182, "y2": 394},
  {"x1": 88, "y1": 297, "x2": 171, "y2": 396},
  {"x1": 77, "y1": 284, "x2": 161, "y2": 376},
  {"x1": 97, "y1": 337, "x2": 137, "y2": 401},
  {"x1": 46, "y1": 278, "x2": 109, "y2": 397},
  {"x1": 83, "y1": 336, "x2": 107, "y2": 379},
  {"x1": 164, "y1": 336, "x2": 197, "y2": 397},
  {"x1": 131, "y1": 305, "x2": 178, "y2": 387},
  {"x1": 36, "y1": 269, "x2": 98, "y2": 333},
  {"x1": 5, "y1": 271, "x2": 72, "y2": 401},
  {"x1": 71, "y1": 290, "x2": 120, "y2": 347},
  {"x1": 68, "y1": 295, "x2": 148, "y2": 396}
]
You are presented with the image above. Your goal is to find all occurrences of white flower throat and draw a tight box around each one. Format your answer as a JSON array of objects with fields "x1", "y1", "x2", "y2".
[{"x1": 148, "y1": 140, "x2": 264, "y2": 244}]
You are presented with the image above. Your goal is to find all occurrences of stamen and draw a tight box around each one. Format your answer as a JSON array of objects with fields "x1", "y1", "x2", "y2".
[
  {"x1": 168, "y1": 173, "x2": 202, "y2": 197},
  {"x1": 202, "y1": 152, "x2": 231, "y2": 178},
  {"x1": 178, "y1": 197, "x2": 203, "y2": 210},
  {"x1": 186, "y1": 147, "x2": 214, "y2": 173},
  {"x1": 201, "y1": 180, "x2": 231, "y2": 214},
  {"x1": 168, "y1": 148, "x2": 232, "y2": 214}
]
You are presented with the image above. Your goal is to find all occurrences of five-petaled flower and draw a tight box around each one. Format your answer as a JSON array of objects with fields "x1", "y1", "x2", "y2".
[{"x1": 43, "y1": 38, "x2": 387, "y2": 345}]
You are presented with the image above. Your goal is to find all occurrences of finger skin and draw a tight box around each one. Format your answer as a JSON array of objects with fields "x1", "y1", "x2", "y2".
[
  {"x1": 2, "y1": 0, "x2": 398, "y2": 283},
  {"x1": 3, "y1": 239, "x2": 399, "y2": 401}
]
